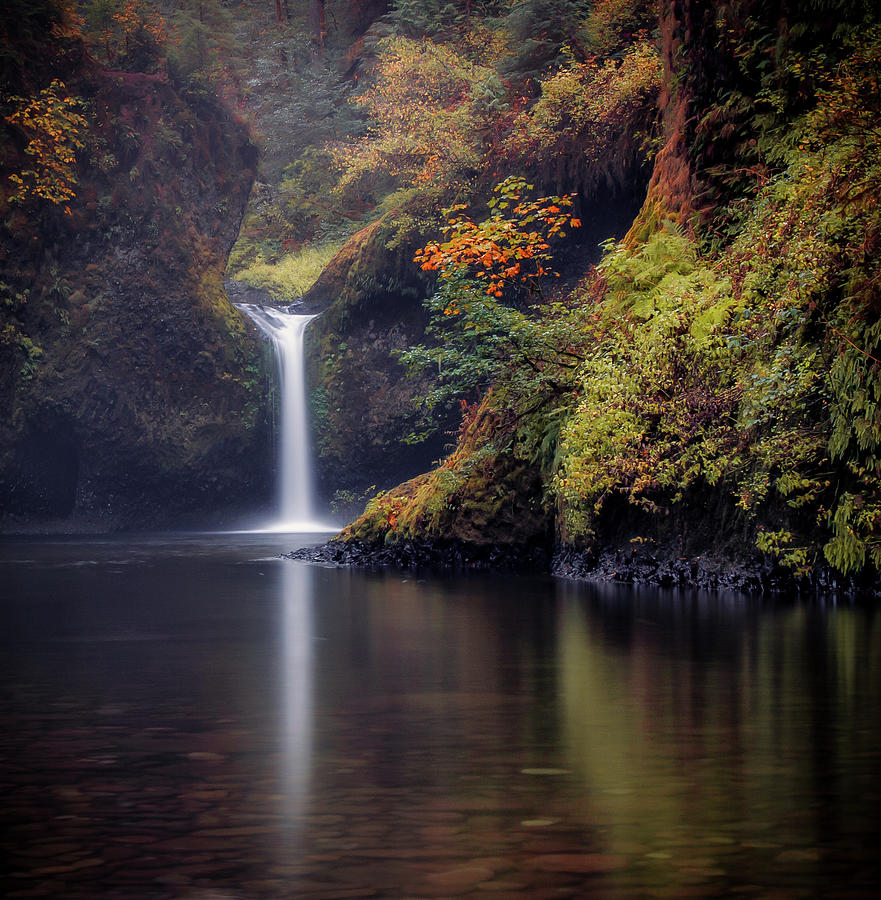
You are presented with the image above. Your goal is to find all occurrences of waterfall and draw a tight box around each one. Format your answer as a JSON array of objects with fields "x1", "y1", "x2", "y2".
[{"x1": 238, "y1": 304, "x2": 334, "y2": 532}]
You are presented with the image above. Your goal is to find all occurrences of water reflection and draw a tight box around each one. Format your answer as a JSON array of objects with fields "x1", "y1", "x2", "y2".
[
  {"x1": 0, "y1": 538, "x2": 879, "y2": 897},
  {"x1": 556, "y1": 582, "x2": 881, "y2": 892},
  {"x1": 280, "y1": 561, "x2": 313, "y2": 827}
]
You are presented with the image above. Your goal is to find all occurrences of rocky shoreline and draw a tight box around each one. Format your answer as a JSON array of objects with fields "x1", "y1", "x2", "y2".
[
  {"x1": 288, "y1": 537, "x2": 878, "y2": 598},
  {"x1": 285, "y1": 538, "x2": 551, "y2": 573}
]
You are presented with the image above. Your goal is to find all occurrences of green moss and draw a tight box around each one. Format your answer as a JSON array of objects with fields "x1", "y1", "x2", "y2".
[
  {"x1": 233, "y1": 241, "x2": 345, "y2": 301},
  {"x1": 342, "y1": 395, "x2": 550, "y2": 546}
]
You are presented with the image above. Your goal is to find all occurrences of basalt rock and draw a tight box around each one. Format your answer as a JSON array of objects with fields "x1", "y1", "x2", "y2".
[
  {"x1": 288, "y1": 534, "x2": 877, "y2": 598},
  {"x1": 286, "y1": 537, "x2": 551, "y2": 574},
  {"x1": 0, "y1": 14, "x2": 268, "y2": 531},
  {"x1": 551, "y1": 544, "x2": 880, "y2": 598}
]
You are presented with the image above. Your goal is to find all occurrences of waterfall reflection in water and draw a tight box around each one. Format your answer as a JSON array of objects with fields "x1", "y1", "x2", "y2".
[{"x1": 280, "y1": 560, "x2": 313, "y2": 828}]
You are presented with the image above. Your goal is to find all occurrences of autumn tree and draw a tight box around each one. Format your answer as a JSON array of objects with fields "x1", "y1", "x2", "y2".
[
  {"x1": 330, "y1": 35, "x2": 502, "y2": 194},
  {"x1": 414, "y1": 175, "x2": 580, "y2": 298},
  {"x1": 4, "y1": 78, "x2": 87, "y2": 212},
  {"x1": 400, "y1": 177, "x2": 584, "y2": 434}
]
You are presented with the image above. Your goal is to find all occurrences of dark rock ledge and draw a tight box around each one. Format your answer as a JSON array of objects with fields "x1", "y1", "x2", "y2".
[
  {"x1": 553, "y1": 546, "x2": 775, "y2": 594},
  {"x1": 284, "y1": 538, "x2": 550, "y2": 573},
  {"x1": 287, "y1": 538, "x2": 879, "y2": 598},
  {"x1": 552, "y1": 545, "x2": 879, "y2": 598}
]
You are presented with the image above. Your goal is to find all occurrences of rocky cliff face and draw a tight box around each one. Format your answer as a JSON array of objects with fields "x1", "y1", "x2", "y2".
[
  {"x1": 0, "y1": 12, "x2": 268, "y2": 530},
  {"x1": 302, "y1": 214, "x2": 456, "y2": 506},
  {"x1": 319, "y1": 0, "x2": 881, "y2": 589}
]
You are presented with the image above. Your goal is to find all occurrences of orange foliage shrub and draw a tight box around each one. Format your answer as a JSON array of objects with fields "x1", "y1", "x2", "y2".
[{"x1": 414, "y1": 176, "x2": 580, "y2": 297}]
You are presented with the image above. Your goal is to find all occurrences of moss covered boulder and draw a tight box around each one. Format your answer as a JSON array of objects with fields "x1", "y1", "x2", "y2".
[{"x1": 341, "y1": 396, "x2": 551, "y2": 549}]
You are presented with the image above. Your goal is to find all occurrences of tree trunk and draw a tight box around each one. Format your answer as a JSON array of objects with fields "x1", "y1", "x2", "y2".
[{"x1": 309, "y1": 0, "x2": 326, "y2": 61}]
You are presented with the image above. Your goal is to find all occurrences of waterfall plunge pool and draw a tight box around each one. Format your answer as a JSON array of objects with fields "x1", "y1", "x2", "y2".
[{"x1": 1, "y1": 530, "x2": 880, "y2": 898}]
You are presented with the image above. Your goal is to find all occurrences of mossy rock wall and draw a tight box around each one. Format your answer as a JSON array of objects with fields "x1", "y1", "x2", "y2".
[
  {"x1": 340, "y1": 397, "x2": 551, "y2": 548},
  {"x1": 0, "y1": 33, "x2": 269, "y2": 530},
  {"x1": 303, "y1": 215, "x2": 454, "y2": 503}
]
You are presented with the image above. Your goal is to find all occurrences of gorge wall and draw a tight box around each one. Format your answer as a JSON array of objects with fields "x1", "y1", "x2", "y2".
[
  {"x1": 0, "y1": 3, "x2": 268, "y2": 530},
  {"x1": 325, "y1": 0, "x2": 881, "y2": 589}
]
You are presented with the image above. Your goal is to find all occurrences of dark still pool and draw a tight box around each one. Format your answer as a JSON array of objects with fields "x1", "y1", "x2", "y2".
[{"x1": 1, "y1": 535, "x2": 879, "y2": 898}]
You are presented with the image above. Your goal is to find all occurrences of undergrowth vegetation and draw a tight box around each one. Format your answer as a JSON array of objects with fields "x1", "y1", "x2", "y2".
[
  {"x1": 343, "y1": 8, "x2": 881, "y2": 582},
  {"x1": 559, "y1": 25, "x2": 880, "y2": 575},
  {"x1": 233, "y1": 240, "x2": 344, "y2": 301}
]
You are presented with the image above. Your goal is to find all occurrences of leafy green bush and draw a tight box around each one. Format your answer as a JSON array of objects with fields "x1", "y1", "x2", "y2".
[
  {"x1": 552, "y1": 225, "x2": 742, "y2": 542},
  {"x1": 501, "y1": 39, "x2": 661, "y2": 191}
]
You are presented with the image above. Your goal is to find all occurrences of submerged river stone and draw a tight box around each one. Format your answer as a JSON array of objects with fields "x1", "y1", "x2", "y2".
[{"x1": 530, "y1": 854, "x2": 630, "y2": 874}]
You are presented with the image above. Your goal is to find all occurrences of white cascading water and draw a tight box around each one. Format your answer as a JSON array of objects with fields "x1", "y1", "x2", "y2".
[{"x1": 238, "y1": 304, "x2": 334, "y2": 532}]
